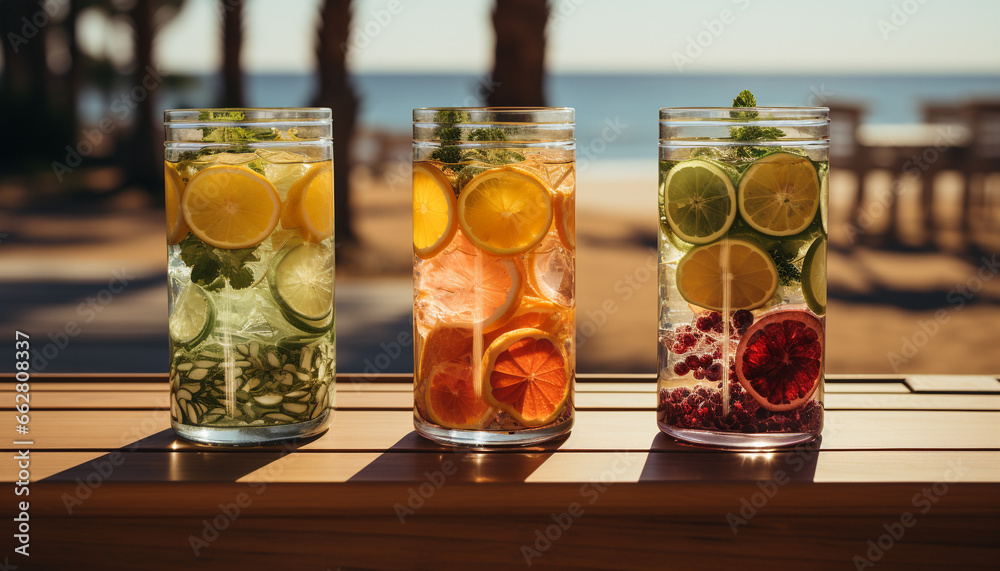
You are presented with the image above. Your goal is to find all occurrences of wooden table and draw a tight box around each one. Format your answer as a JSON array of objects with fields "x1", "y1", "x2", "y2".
[{"x1": 2, "y1": 373, "x2": 998, "y2": 569}]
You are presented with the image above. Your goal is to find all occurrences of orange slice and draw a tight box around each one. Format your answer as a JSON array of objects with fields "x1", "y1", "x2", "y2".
[
  {"x1": 485, "y1": 297, "x2": 566, "y2": 347},
  {"x1": 457, "y1": 167, "x2": 553, "y2": 256},
  {"x1": 483, "y1": 329, "x2": 571, "y2": 427},
  {"x1": 418, "y1": 234, "x2": 524, "y2": 331},
  {"x1": 419, "y1": 322, "x2": 474, "y2": 381},
  {"x1": 281, "y1": 162, "x2": 333, "y2": 242},
  {"x1": 676, "y1": 238, "x2": 778, "y2": 311},
  {"x1": 555, "y1": 191, "x2": 575, "y2": 249},
  {"x1": 181, "y1": 165, "x2": 281, "y2": 249},
  {"x1": 413, "y1": 162, "x2": 458, "y2": 258},
  {"x1": 425, "y1": 360, "x2": 495, "y2": 429},
  {"x1": 165, "y1": 163, "x2": 190, "y2": 245}
]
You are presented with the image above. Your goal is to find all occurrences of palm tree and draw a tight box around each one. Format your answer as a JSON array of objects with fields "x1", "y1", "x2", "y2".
[
  {"x1": 486, "y1": 0, "x2": 549, "y2": 107},
  {"x1": 313, "y1": 0, "x2": 359, "y2": 245},
  {"x1": 220, "y1": 0, "x2": 245, "y2": 107},
  {"x1": 124, "y1": 0, "x2": 159, "y2": 188}
]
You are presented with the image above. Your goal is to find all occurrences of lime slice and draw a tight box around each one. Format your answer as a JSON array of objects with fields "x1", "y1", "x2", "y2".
[
  {"x1": 737, "y1": 152, "x2": 820, "y2": 237},
  {"x1": 802, "y1": 236, "x2": 827, "y2": 315},
  {"x1": 269, "y1": 243, "x2": 334, "y2": 333},
  {"x1": 170, "y1": 285, "x2": 214, "y2": 347},
  {"x1": 819, "y1": 169, "x2": 829, "y2": 235},
  {"x1": 660, "y1": 160, "x2": 737, "y2": 244}
]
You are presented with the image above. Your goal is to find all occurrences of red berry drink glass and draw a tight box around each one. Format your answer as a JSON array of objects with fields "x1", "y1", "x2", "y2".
[{"x1": 657, "y1": 101, "x2": 829, "y2": 448}]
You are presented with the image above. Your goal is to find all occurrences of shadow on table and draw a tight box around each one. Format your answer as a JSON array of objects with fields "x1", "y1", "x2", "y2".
[
  {"x1": 42, "y1": 429, "x2": 324, "y2": 483},
  {"x1": 346, "y1": 431, "x2": 570, "y2": 483},
  {"x1": 639, "y1": 433, "x2": 822, "y2": 482}
]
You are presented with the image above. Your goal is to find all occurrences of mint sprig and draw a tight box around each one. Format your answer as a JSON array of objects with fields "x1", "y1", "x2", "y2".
[
  {"x1": 179, "y1": 234, "x2": 258, "y2": 290},
  {"x1": 198, "y1": 110, "x2": 279, "y2": 144},
  {"x1": 428, "y1": 111, "x2": 525, "y2": 171},
  {"x1": 729, "y1": 90, "x2": 785, "y2": 160}
]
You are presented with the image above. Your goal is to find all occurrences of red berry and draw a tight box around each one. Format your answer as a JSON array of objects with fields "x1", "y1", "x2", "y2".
[
  {"x1": 732, "y1": 309, "x2": 754, "y2": 329},
  {"x1": 708, "y1": 311, "x2": 722, "y2": 324},
  {"x1": 699, "y1": 354, "x2": 714, "y2": 368},
  {"x1": 680, "y1": 333, "x2": 697, "y2": 347},
  {"x1": 673, "y1": 362, "x2": 690, "y2": 376},
  {"x1": 696, "y1": 316, "x2": 713, "y2": 332},
  {"x1": 671, "y1": 341, "x2": 688, "y2": 354},
  {"x1": 685, "y1": 355, "x2": 701, "y2": 369},
  {"x1": 693, "y1": 369, "x2": 705, "y2": 380}
]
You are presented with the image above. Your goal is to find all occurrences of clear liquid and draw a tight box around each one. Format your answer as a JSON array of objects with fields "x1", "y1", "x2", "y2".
[
  {"x1": 166, "y1": 150, "x2": 335, "y2": 444},
  {"x1": 656, "y1": 152, "x2": 827, "y2": 448}
]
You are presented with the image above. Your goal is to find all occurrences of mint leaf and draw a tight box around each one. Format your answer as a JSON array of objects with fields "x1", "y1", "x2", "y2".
[
  {"x1": 729, "y1": 89, "x2": 784, "y2": 159},
  {"x1": 176, "y1": 234, "x2": 258, "y2": 290},
  {"x1": 769, "y1": 247, "x2": 801, "y2": 286},
  {"x1": 198, "y1": 110, "x2": 278, "y2": 143}
]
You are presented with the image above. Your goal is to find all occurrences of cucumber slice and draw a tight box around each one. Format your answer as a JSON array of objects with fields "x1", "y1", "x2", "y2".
[
  {"x1": 268, "y1": 243, "x2": 334, "y2": 333},
  {"x1": 170, "y1": 285, "x2": 214, "y2": 347}
]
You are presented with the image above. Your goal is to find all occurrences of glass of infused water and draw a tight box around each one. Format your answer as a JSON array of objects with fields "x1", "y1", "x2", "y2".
[
  {"x1": 657, "y1": 93, "x2": 828, "y2": 448},
  {"x1": 412, "y1": 107, "x2": 576, "y2": 446},
  {"x1": 164, "y1": 108, "x2": 335, "y2": 445}
]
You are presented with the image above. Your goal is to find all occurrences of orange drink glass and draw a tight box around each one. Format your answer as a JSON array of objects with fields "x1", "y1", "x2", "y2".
[
  {"x1": 164, "y1": 109, "x2": 334, "y2": 446},
  {"x1": 412, "y1": 108, "x2": 575, "y2": 446}
]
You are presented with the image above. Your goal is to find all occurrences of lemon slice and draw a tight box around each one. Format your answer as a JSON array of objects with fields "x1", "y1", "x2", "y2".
[
  {"x1": 802, "y1": 236, "x2": 826, "y2": 315},
  {"x1": 660, "y1": 159, "x2": 737, "y2": 244},
  {"x1": 268, "y1": 243, "x2": 334, "y2": 333},
  {"x1": 457, "y1": 167, "x2": 553, "y2": 256},
  {"x1": 412, "y1": 162, "x2": 458, "y2": 258},
  {"x1": 182, "y1": 165, "x2": 281, "y2": 249},
  {"x1": 737, "y1": 152, "x2": 820, "y2": 237},
  {"x1": 676, "y1": 238, "x2": 778, "y2": 311},
  {"x1": 169, "y1": 285, "x2": 214, "y2": 347},
  {"x1": 281, "y1": 161, "x2": 333, "y2": 242},
  {"x1": 165, "y1": 162, "x2": 190, "y2": 245}
]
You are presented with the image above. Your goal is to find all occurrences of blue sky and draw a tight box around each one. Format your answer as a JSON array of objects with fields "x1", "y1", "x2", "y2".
[{"x1": 116, "y1": 0, "x2": 1000, "y2": 74}]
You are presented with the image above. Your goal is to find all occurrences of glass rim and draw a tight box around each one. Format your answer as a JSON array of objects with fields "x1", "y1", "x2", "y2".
[
  {"x1": 660, "y1": 107, "x2": 829, "y2": 121},
  {"x1": 413, "y1": 106, "x2": 574, "y2": 124},
  {"x1": 164, "y1": 107, "x2": 332, "y2": 124}
]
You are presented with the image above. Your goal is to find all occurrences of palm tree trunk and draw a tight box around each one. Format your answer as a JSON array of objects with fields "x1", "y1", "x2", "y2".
[
  {"x1": 486, "y1": 0, "x2": 549, "y2": 107},
  {"x1": 221, "y1": 0, "x2": 245, "y2": 107},
  {"x1": 0, "y1": 0, "x2": 53, "y2": 162},
  {"x1": 126, "y1": 0, "x2": 159, "y2": 189},
  {"x1": 313, "y1": 0, "x2": 359, "y2": 245}
]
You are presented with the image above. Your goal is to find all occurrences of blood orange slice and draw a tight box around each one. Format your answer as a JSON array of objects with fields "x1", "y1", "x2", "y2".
[
  {"x1": 483, "y1": 329, "x2": 571, "y2": 427},
  {"x1": 735, "y1": 309, "x2": 824, "y2": 411},
  {"x1": 418, "y1": 234, "x2": 524, "y2": 331},
  {"x1": 425, "y1": 360, "x2": 495, "y2": 429}
]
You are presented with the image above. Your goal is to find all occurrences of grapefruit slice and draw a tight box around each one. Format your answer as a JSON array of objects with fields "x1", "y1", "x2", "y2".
[
  {"x1": 425, "y1": 360, "x2": 495, "y2": 429},
  {"x1": 418, "y1": 234, "x2": 524, "y2": 331},
  {"x1": 483, "y1": 329, "x2": 571, "y2": 427},
  {"x1": 419, "y1": 322, "x2": 474, "y2": 381},
  {"x1": 735, "y1": 309, "x2": 824, "y2": 411},
  {"x1": 484, "y1": 297, "x2": 566, "y2": 347}
]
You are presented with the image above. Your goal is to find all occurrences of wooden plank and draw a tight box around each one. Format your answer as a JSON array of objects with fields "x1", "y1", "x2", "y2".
[
  {"x1": 4, "y1": 450, "x2": 998, "y2": 485},
  {"x1": 21, "y1": 508, "x2": 1000, "y2": 570},
  {"x1": 4, "y1": 410, "x2": 999, "y2": 452},
  {"x1": 10, "y1": 389, "x2": 997, "y2": 412},
  {"x1": 907, "y1": 375, "x2": 1000, "y2": 393}
]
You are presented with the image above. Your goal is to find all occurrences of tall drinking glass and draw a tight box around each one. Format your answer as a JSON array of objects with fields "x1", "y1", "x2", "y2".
[
  {"x1": 657, "y1": 107, "x2": 829, "y2": 448},
  {"x1": 164, "y1": 108, "x2": 335, "y2": 445},
  {"x1": 412, "y1": 108, "x2": 576, "y2": 446}
]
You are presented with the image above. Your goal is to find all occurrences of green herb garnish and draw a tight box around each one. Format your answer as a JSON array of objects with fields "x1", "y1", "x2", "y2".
[
  {"x1": 429, "y1": 111, "x2": 525, "y2": 169},
  {"x1": 729, "y1": 90, "x2": 785, "y2": 160},
  {"x1": 178, "y1": 234, "x2": 259, "y2": 290},
  {"x1": 769, "y1": 246, "x2": 801, "y2": 286},
  {"x1": 198, "y1": 110, "x2": 279, "y2": 144}
]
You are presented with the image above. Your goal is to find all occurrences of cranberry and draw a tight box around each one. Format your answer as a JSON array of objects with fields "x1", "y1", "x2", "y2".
[
  {"x1": 673, "y1": 362, "x2": 690, "y2": 376},
  {"x1": 706, "y1": 362, "x2": 723, "y2": 380},
  {"x1": 670, "y1": 341, "x2": 687, "y2": 354},
  {"x1": 712, "y1": 320, "x2": 725, "y2": 333},
  {"x1": 712, "y1": 348, "x2": 722, "y2": 359},
  {"x1": 693, "y1": 369, "x2": 705, "y2": 380},
  {"x1": 732, "y1": 309, "x2": 754, "y2": 329},
  {"x1": 699, "y1": 354, "x2": 714, "y2": 368},
  {"x1": 696, "y1": 315, "x2": 714, "y2": 332},
  {"x1": 685, "y1": 355, "x2": 701, "y2": 369},
  {"x1": 708, "y1": 311, "x2": 722, "y2": 324},
  {"x1": 680, "y1": 333, "x2": 697, "y2": 347}
]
